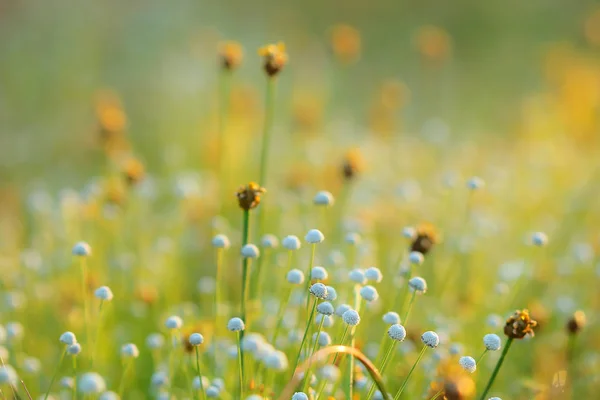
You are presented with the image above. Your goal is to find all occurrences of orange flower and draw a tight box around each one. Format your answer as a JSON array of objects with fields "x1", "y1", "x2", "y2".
[
  {"x1": 219, "y1": 41, "x2": 243, "y2": 70},
  {"x1": 330, "y1": 24, "x2": 361, "y2": 63},
  {"x1": 236, "y1": 182, "x2": 266, "y2": 210},
  {"x1": 342, "y1": 148, "x2": 364, "y2": 181},
  {"x1": 504, "y1": 309, "x2": 538, "y2": 339},
  {"x1": 258, "y1": 42, "x2": 288, "y2": 77}
]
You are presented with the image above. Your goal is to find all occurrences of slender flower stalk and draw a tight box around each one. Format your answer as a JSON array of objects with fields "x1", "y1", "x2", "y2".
[
  {"x1": 478, "y1": 338, "x2": 513, "y2": 400},
  {"x1": 79, "y1": 257, "x2": 91, "y2": 355},
  {"x1": 43, "y1": 349, "x2": 66, "y2": 400},
  {"x1": 72, "y1": 355, "x2": 77, "y2": 400},
  {"x1": 403, "y1": 291, "x2": 417, "y2": 325},
  {"x1": 476, "y1": 349, "x2": 488, "y2": 364},
  {"x1": 195, "y1": 347, "x2": 206, "y2": 400},
  {"x1": 91, "y1": 299, "x2": 105, "y2": 367},
  {"x1": 302, "y1": 316, "x2": 326, "y2": 391},
  {"x1": 271, "y1": 286, "x2": 294, "y2": 345},
  {"x1": 117, "y1": 358, "x2": 134, "y2": 398},
  {"x1": 430, "y1": 389, "x2": 444, "y2": 399},
  {"x1": 394, "y1": 345, "x2": 428, "y2": 399},
  {"x1": 258, "y1": 77, "x2": 276, "y2": 188},
  {"x1": 236, "y1": 331, "x2": 244, "y2": 399},
  {"x1": 293, "y1": 297, "x2": 319, "y2": 376},
  {"x1": 240, "y1": 209, "x2": 250, "y2": 326},
  {"x1": 305, "y1": 243, "x2": 317, "y2": 311}
]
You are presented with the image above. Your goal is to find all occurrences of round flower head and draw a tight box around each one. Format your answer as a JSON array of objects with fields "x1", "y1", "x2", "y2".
[
  {"x1": 305, "y1": 229, "x2": 325, "y2": 244},
  {"x1": 325, "y1": 285, "x2": 337, "y2": 301},
  {"x1": 72, "y1": 241, "x2": 91, "y2": 256},
  {"x1": 6, "y1": 322, "x2": 23, "y2": 340},
  {"x1": 309, "y1": 283, "x2": 328, "y2": 299},
  {"x1": 383, "y1": 311, "x2": 401, "y2": 325},
  {"x1": 408, "y1": 276, "x2": 427, "y2": 293},
  {"x1": 531, "y1": 232, "x2": 548, "y2": 247},
  {"x1": 193, "y1": 376, "x2": 210, "y2": 390},
  {"x1": 265, "y1": 350, "x2": 289, "y2": 371},
  {"x1": 60, "y1": 332, "x2": 77, "y2": 346},
  {"x1": 504, "y1": 309, "x2": 537, "y2": 339},
  {"x1": 287, "y1": 269, "x2": 305, "y2": 285},
  {"x1": 165, "y1": 316, "x2": 183, "y2": 330},
  {"x1": 151, "y1": 371, "x2": 169, "y2": 387},
  {"x1": 261, "y1": 234, "x2": 279, "y2": 249},
  {"x1": 345, "y1": 232, "x2": 361, "y2": 245},
  {"x1": 227, "y1": 317, "x2": 245, "y2": 332},
  {"x1": 23, "y1": 357, "x2": 41, "y2": 374},
  {"x1": 311, "y1": 266, "x2": 328, "y2": 281},
  {"x1": 408, "y1": 251, "x2": 424, "y2": 265},
  {"x1": 421, "y1": 331, "x2": 440, "y2": 348},
  {"x1": 313, "y1": 331, "x2": 331, "y2": 347},
  {"x1": 146, "y1": 333, "x2": 165, "y2": 349},
  {"x1": 0, "y1": 365, "x2": 17, "y2": 386},
  {"x1": 94, "y1": 286, "x2": 114, "y2": 301},
  {"x1": 219, "y1": 41, "x2": 243, "y2": 70},
  {"x1": 348, "y1": 268, "x2": 366, "y2": 284},
  {"x1": 241, "y1": 244, "x2": 260, "y2": 259},
  {"x1": 459, "y1": 356, "x2": 477, "y2": 373},
  {"x1": 315, "y1": 314, "x2": 334, "y2": 328},
  {"x1": 313, "y1": 190, "x2": 334, "y2": 207},
  {"x1": 212, "y1": 234, "x2": 231, "y2": 249},
  {"x1": 189, "y1": 333, "x2": 204, "y2": 346},
  {"x1": 121, "y1": 343, "x2": 139, "y2": 358},
  {"x1": 359, "y1": 285, "x2": 379, "y2": 302},
  {"x1": 212, "y1": 378, "x2": 225, "y2": 391},
  {"x1": 320, "y1": 364, "x2": 341, "y2": 382},
  {"x1": 78, "y1": 372, "x2": 106, "y2": 394},
  {"x1": 282, "y1": 235, "x2": 301, "y2": 250},
  {"x1": 236, "y1": 182, "x2": 266, "y2": 210},
  {"x1": 60, "y1": 377, "x2": 75, "y2": 389},
  {"x1": 292, "y1": 393, "x2": 309, "y2": 400},
  {"x1": 483, "y1": 333, "x2": 501, "y2": 351},
  {"x1": 467, "y1": 176, "x2": 485, "y2": 190},
  {"x1": 206, "y1": 386, "x2": 221, "y2": 398},
  {"x1": 258, "y1": 42, "x2": 288, "y2": 77},
  {"x1": 342, "y1": 309, "x2": 361, "y2": 326},
  {"x1": 335, "y1": 304, "x2": 352, "y2": 317},
  {"x1": 402, "y1": 226, "x2": 416, "y2": 239},
  {"x1": 388, "y1": 324, "x2": 407, "y2": 341},
  {"x1": 67, "y1": 343, "x2": 82, "y2": 356},
  {"x1": 317, "y1": 302, "x2": 334, "y2": 316},
  {"x1": 365, "y1": 267, "x2": 383, "y2": 283},
  {"x1": 449, "y1": 343, "x2": 464, "y2": 355},
  {"x1": 98, "y1": 391, "x2": 120, "y2": 400}
]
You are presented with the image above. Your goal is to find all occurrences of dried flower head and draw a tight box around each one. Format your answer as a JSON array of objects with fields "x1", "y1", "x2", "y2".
[
  {"x1": 330, "y1": 24, "x2": 361, "y2": 63},
  {"x1": 504, "y1": 309, "x2": 538, "y2": 339},
  {"x1": 410, "y1": 223, "x2": 439, "y2": 255},
  {"x1": 219, "y1": 41, "x2": 243, "y2": 70},
  {"x1": 258, "y1": 42, "x2": 288, "y2": 77},
  {"x1": 342, "y1": 148, "x2": 364, "y2": 180},
  {"x1": 566, "y1": 310, "x2": 586, "y2": 335},
  {"x1": 236, "y1": 182, "x2": 266, "y2": 211}
]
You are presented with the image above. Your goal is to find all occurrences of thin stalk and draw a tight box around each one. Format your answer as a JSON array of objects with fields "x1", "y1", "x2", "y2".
[
  {"x1": 366, "y1": 339, "x2": 397, "y2": 400},
  {"x1": 217, "y1": 69, "x2": 232, "y2": 188},
  {"x1": 430, "y1": 389, "x2": 444, "y2": 400},
  {"x1": 236, "y1": 332, "x2": 244, "y2": 399},
  {"x1": 305, "y1": 244, "x2": 317, "y2": 312},
  {"x1": 118, "y1": 359, "x2": 133, "y2": 398},
  {"x1": 91, "y1": 300, "x2": 104, "y2": 367},
  {"x1": 476, "y1": 349, "x2": 488, "y2": 364},
  {"x1": 258, "y1": 78, "x2": 276, "y2": 188},
  {"x1": 292, "y1": 298, "x2": 318, "y2": 377},
  {"x1": 332, "y1": 325, "x2": 350, "y2": 364},
  {"x1": 315, "y1": 380, "x2": 327, "y2": 399},
  {"x1": 80, "y1": 258, "x2": 91, "y2": 359},
  {"x1": 271, "y1": 287, "x2": 293, "y2": 345},
  {"x1": 302, "y1": 316, "x2": 326, "y2": 391},
  {"x1": 478, "y1": 338, "x2": 514, "y2": 400},
  {"x1": 195, "y1": 348, "x2": 206, "y2": 400},
  {"x1": 240, "y1": 209, "x2": 250, "y2": 336},
  {"x1": 403, "y1": 292, "x2": 417, "y2": 326},
  {"x1": 394, "y1": 345, "x2": 428, "y2": 400},
  {"x1": 72, "y1": 356, "x2": 77, "y2": 400},
  {"x1": 44, "y1": 349, "x2": 66, "y2": 400}
]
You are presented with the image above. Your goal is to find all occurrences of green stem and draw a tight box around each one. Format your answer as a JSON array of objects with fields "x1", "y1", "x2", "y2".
[
  {"x1": 236, "y1": 332, "x2": 244, "y2": 399},
  {"x1": 91, "y1": 300, "x2": 104, "y2": 367},
  {"x1": 240, "y1": 209, "x2": 250, "y2": 337},
  {"x1": 430, "y1": 389, "x2": 444, "y2": 400},
  {"x1": 195, "y1": 348, "x2": 205, "y2": 400},
  {"x1": 302, "y1": 316, "x2": 326, "y2": 391},
  {"x1": 44, "y1": 349, "x2": 66, "y2": 400},
  {"x1": 305, "y1": 244, "x2": 317, "y2": 312},
  {"x1": 403, "y1": 292, "x2": 417, "y2": 326},
  {"x1": 394, "y1": 345, "x2": 428, "y2": 400},
  {"x1": 476, "y1": 349, "x2": 488, "y2": 364},
  {"x1": 80, "y1": 258, "x2": 91, "y2": 361},
  {"x1": 271, "y1": 287, "x2": 293, "y2": 345},
  {"x1": 72, "y1": 356, "x2": 77, "y2": 400},
  {"x1": 292, "y1": 298, "x2": 318, "y2": 378},
  {"x1": 258, "y1": 77, "x2": 276, "y2": 188},
  {"x1": 478, "y1": 337, "x2": 513, "y2": 400},
  {"x1": 315, "y1": 380, "x2": 327, "y2": 399},
  {"x1": 332, "y1": 325, "x2": 350, "y2": 364},
  {"x1": 366, "y1": 339, "x2": 396, "y2": 400},
  {"x1": 118, "y1": 359, "x2": 133, "y2": 398}
]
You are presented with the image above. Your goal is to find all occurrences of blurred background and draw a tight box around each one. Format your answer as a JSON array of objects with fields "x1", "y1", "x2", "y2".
[{"x1": 1, "y1": 0, "x2": 600, "y2": 188}]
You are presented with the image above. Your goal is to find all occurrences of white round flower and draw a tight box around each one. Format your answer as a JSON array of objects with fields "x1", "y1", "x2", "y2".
[
  {"x1": 359, "y1": 285, "x2": 379, "y2": 302},
  {"x1": 146, "y1": 333, "x2": 164, "y2": 349},
  {"x1": 488, "y1": 397, "x2": 502, "y2": 400},
  {"x1": 0, "y1": 365, "x2": 17, "y2": 385},
  {"x1": 60, "y1": 377, "x2": 74, "y2": 389},
  {"x1": 402, "y1": 226, "x2": 416, "y2": 239},
  {"x1": 60, "y1": 332, "x2": 77, "y2": 346},
  {"x1": 261, "y1": 234, "x2": 279, "y2": 249},
  {"x1": 67, "y1": 343, "x2": 82, "y2": 356},
  {"x1": 317, "y1": 302, "x2": 334, "y2": 316},
  {"x1": 348, "y1": 268, "x2": 366, "y2": 284},
  {"x1": 78, "y1": 372, "x2": 106, "y2": 394},
  {"x1": 98, "y1": 391, "x2": 120, "y2": 400},
  {"x1": 121, "y1": 343, "x2": 139, "y2": 358},
  {"x1": 313, "y1": 191, "x2": 334, "y2": 206},
  {"x1": 212, "y1": 378, "x2": 225, "y2": 391},
  {"x1": 282, "y1": 235, "x2": 301, "y2": 250},
  {"x1": 309, "y1": 283, "x2": 328, "y2": 299},
  {"x1": 206, "y1": 386, "x2": 220, "y2": 398},
  {"x1": 388, "y1": 324, "x2": 407, "y2": 341},
  {"x1": 227, "y1": 317, "x2": 245, "y2": 332},
  {"x1": 6, "y1": 322, "x2": 23, "y2": 340},
  {"x1": 72, "y1": 241, "x2": 91, "y2": 256},
  {"x1": 292, "y1": 393, "x2": 309, "y2": 400},
  {"x1": 305, "y1": 229, "x2": 325, "y2": 244},
  {"x1": 165, "y1": 316, "x2": 183, "y2": 330},
  {"x1": 421, "y1": 331, "x2": 440, "y2": 348},
  {"x1": 342, "y1": 309, "x2": 361, "y2": 326},
  {"x1": 325, "y1": 286, "x2": 337, "y2": 301},
  {"x1": 408, "y1": 277, "x2": 427, "y2": 293},
  {"x1": 151, "y1": 371, "x2": 169, "y2": 387},
  {"x1": 467, "y1": 176, "x2": 485, "y2": 190},
  {"x1": 365, "y1": 267, "x2": 383, "y2": 283},
  {"x1": 192, "y1": 376, "x2": 210, "y2": 390},
  {"x1": 483, "y1": 334, "x2": 501, "y2": 351},
  {"x1": 408, "y1": 251, "x2": 424, "y2": 265},
  {"x1": 94, "y1": 286, "x2": 114, "y2": 301},
  {"x1": 459, "y1": 356, "x2": 476, "y2": 373},
  {"x1": 531, "y1": 232, "x2": 548, "y2": 247},
  {"x1": 383, "y1": 312, "x2": 400, "y2": 325},
  {"x1": 265, "y1": 350, "x2": 288, "y2": 371},
  {"x1": 189, "y1": 333, "x2": 204, "y2": 346},
  {"x1": 311, "y1": 266, "x2": 328, "y2": 281},
  {"x1": 212, "y1": 234, "x2": 230, "y2": 249},
  {"x1": 315, "y1": 314, "x2": 334, "y2": 328},
  {"x1": 241, "y1": 244, "x2": 260, "y2": 258},
  {"x1": 246, "y1": 396, "x2": 262, "y2": 400},
  {"x1": 335, "y1": 304, "x2": 352, "y2": 317},
  {"x1": 345, "y1": 232, "x2": 361, "y2": 245},
  {"x1": 319, "y1": 365, "x2": 340, "y2": 382},
  {"x1": 287, "y1": 269, "x2": 305, "y2": 285},
  {"x1": 313, "y1": 331, "x2": 331, "y2": 347},
  {"x1": 23, "y1": 357, "x2": 41, "y2": 374}
]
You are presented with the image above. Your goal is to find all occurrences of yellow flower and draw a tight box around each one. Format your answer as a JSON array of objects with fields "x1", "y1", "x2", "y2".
[
  {"x1": 219, "y1": 41, "x2": 243, "y2": 70},
  {"x1": 342, "y1": 148, "x2": 364, "y2": 181},
  {"x1": 504, "y1": 309, "x2": 538, "y2": 339},
  {"x1": 236, "y1": 182, "x2": 266, "y2": 210},
  {"x1": 330, "y1": 24, "x2": 361, "y2": 64},
  {"x1": 258, "y1": 42, "x2": 288, "y2": 77}
]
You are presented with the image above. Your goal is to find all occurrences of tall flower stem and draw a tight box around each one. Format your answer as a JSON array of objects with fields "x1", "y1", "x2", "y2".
[
  {"x1": 332, "y1": 325, "x2": 350, "y2": 364},
  {"x1": 271, "y1": 286, "x2": 293, "y2": 345},
  {"x1": 214, "y1": 247, "x2": 224, "y2": 323},
  {"x1": 302, "y1": 316, "x2": 326, "y2": 391},
  {"x1": 366, "y1": 339, "x2": 397, "y2": 400},
  {"x1": 44, "y1": 349, "x2": 66, "y2": 400},
  {"x1": 476, "y1": 349, "x2": 488, "y2": 364},
  {"x1": 91, "y1": 300, "x2": 105, "y2": 367},
  {"x1": 258, "y1": 78, "x2": 276, "y2": 189},
  {"x1": 236, "y1": 332, "x2": 244, "y2": 399},
  {"x1": 479, "y1": 338, "x2": 513, "y2": 400},
  {"x1": 72, "y1": 356, "x2": 77, "y2": 400},
  {"x1": 430, "y1": 389, "x2": 444, "y2": 399},
  {"x1": 79, "y1": 258, "x2": 91, "y2": 359},
  {"x1": 118, "y1": 359, "x2": 133, "y2": 398},
  {"x1": 195, "y1": 347, "x2": 206, "y2": 400},
  {"x1": 292, "y1": 298, "x2": 318, "y2": 378},
  {"x1": 240, "y1": 209, "x2": 250, "y2": 330},
  {"x1": 394, "y1": 345, "x2": 428, "y2": 400},
  {"x1": 217, "y1": 69, "x2": 232, "y2": 184},
  {"x1": 403, "y1": 292, "x2": 417, "y2": 326},
  {"x1": 305, "y1": 244, "x2": 317, "y2": 312}
]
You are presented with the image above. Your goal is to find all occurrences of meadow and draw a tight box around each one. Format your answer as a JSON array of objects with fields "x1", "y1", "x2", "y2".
[{"x1": 1, "y1": 1, "x2": 600, "y2": 399}]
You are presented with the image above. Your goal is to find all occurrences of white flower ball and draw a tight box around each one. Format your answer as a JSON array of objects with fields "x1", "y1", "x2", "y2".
[
  {"x1": 67, "y1": 343, "x2": 82, "y2": 356},
  {"x1": 317, "y1": 302, "x2": 334, "y2": 316},
  {"x1": 206, "y1": 386, "x2": 220, "y2": 398},
  {"x1": 325, "y1": 286, "x2": 337, "y2": 301},
  {"x1": 335, "y1": 304, "x2": 352, "y2": 317},
  {"x1": 60, "y1": 332, "x2": 77, "y2": 346},
  {"x1": 305, "y1": 229, "x2": 325, "y2": 244},
  {"x1": 78, "y1": 372, "x2": 106, "y2": 394},
  {"x1": 365, "y1": 267, "x2": 383, "y2": 283},
  {"x1": 189, "y1": 333, "x2": 204, "y2": 346},
  {"x1": 408, "y1": 251, "x2": 424, "y2": 265},
  {"x1": 383, "y1": 311, "x2": 400, "y2": 325},
  {"x1": 313, "y1": 331, "x2": 331, "y2": 347},
  {"x1": 311, "y1": 266, "x2": 328, "y2": 281},
  {"x1": 121, "y1": 343, "x2": 139, "y2": 358},
  {"x1": 345, "y1": 232, "x2": 361, "y2": 245},
  {"x1": 483, "y1": 334, "x2": 501, "y2": 351},
  {"x1": 408, "y1": 277, "x2": 427, "y2": 293},
  {"x1": 421, "y1": 331, "x2": 440, "y2": 348},
  {"x1": 348, "y1": 268, "x2": 366, "y2": 284},
  {"x1": 146, "y1": 333, "x2": 164, "y2": 349},
  {"x1": 212, "y1": 234, "x2": 230, "y2": 249},
  {"x1": 192, "y1": 375, "x2": 210, "y2": 390},
  {"x1": 467, "y1": 176, "x2": 485, "y2": 190},
  {"x1": 402, "y1": 227, "x2": 416, "y2": 239},
  {"x1": 94, "y1": 286, "x2": 114, "y2": 301},
  {"x1": 359, "y1": 285, "x2": 379, "y2": 302},
  {"x1": 241, "y1": 244, "x2": 260, "y2": 258},
  {"x1": 287, "y1": 269, "x2": 305, "y2": 285},
  {"x1": 309, "y1": 283, "x2": 328, "y2": 299},
  {"x1": 227, "y1": 317, "x2": 245, "y2": 332},
  {"x1": 313, "y1": 191, "x2": 334, "y2": 206},
  {"x1": 531, "y1": 232, "x2": 548, "y2": 247},
  {"x1": 150, "y1": 371, "x2": 169, "y2": 387},
  {"x1": 342, "y1": 309, "x2": 361, "y2": 326},
  {"x1": 72, "y1": 242, "x2": 92, "y2": 256},
  {"x1": 165, "y1": 316, "x2": 183, "y2": 330},
  {"x1": 265, "y1": 350, "x2": 288, "y2": 371},
  {"x1": 282, "y1": 235, "x2": 301, "y2": 250},
  {"x1": 459, "y1": 356, "x2": 477, "y2": 373},
  {"x1": 0, "y1": 365, "x2": 18, "y2": 385},
  {"x1": 292, "y1": 393, "x2": 309, "y2": 400},
  {"x1": 388, "y1": 324, "x2": 407, "y2": 341},
  {"x1": 261, "y1": 234, "x2": 279, "y2": 249}
]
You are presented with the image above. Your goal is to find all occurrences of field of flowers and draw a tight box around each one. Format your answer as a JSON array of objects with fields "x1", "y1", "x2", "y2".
[{"x1": 1, "y1": 1, "x2": 600, "y2": 399}]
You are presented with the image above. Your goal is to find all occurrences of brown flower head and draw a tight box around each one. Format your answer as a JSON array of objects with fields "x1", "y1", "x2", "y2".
[
  {"x1": 258, "y1": 42, "x2": 288, "y2": 77},
  {"x1": 219, "y1": 41, "x2": 243, "y2": 71},
  {"x1": 342, "y1": 148, "x2": 364, "y2": 181},
  {"x1": 122, "y1": 157, "x2": 145, "y2": 186},
  {"x1": 330, "y1": 24, "x2": 361, "y2": 64},
  {"x1": 443, "y1": 375, "x2": 476, "y2": 400},
  {"x1": 236, "y1": 182, "x2": 266, "y2": 211},
  {"x1": 411, "y1": 223, "x2": 439, "y2": 255},
  {"x1": 566, "y1": 310, "x2": 586, "y2": 335},
  {"x1": 504, "y1": 309, "x2": 538, "y2": 339}
]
